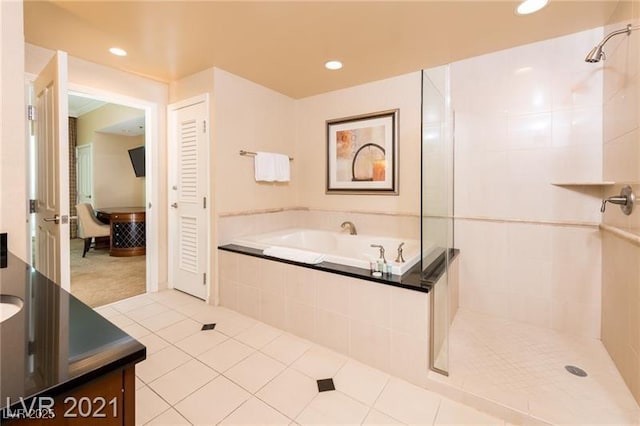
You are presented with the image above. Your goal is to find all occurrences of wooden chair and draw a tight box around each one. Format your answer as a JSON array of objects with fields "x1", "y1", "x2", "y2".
[{"x1": 75, "y1": 203, "x2": 110, "y2": 257}]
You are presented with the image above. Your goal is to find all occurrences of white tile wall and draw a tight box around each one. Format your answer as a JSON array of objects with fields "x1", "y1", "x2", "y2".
[
  {"x1": 456, "y1": 219, "x2": 601, "y2": 338},
  {"x1": 218, "y1": 250, "x2": 431, "y2": 387},
  {"x1": 217, "y1": 209, "x2": 420, "y2": 245},
  {"x1": 452, "y1": 27, "x2": 606, "y2": 337}
]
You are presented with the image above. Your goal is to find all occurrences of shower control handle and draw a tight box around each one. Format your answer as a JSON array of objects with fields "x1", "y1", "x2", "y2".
[{"x1": 600, "y1": 185, "x2": 635, "y2": 216}]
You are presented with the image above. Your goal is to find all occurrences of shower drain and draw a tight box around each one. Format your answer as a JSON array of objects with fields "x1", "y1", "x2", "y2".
[{"x1": 565, "y1": 365, "x2": 588, "y2": 377}]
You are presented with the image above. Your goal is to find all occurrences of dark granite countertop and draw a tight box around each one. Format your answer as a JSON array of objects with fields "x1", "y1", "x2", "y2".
[
  {"x1": 219, "y1": 244, "x2": 434, "y2": 293},
  {"x1": 0, "y1": 253, "x2": 146, "y2": 412}
]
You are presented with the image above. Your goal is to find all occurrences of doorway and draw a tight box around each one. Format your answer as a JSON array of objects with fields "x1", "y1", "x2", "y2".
[{"x1": 68, "y1": 94, "x2": 147, "y2": 307}]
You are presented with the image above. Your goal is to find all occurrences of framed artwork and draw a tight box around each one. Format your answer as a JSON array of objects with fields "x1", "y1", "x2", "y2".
[{"x1": 326, "y1": 109, "x2": 399, "y2": 195}]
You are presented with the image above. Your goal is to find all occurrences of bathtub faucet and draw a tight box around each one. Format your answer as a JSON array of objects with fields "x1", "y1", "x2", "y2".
[
  {"x1": 341, "y1": 221, "x2": 357, "y2": 235},
  {"x1": 370, "y1": 244, "x2": 386, "y2": 263},
  {"x1": 395, "y1": 242, "x2": 406, "y2": 263}
]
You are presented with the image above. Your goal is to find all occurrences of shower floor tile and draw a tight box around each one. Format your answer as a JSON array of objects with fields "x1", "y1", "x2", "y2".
[{"x1": 440, "y1": 308, "x2": 640, "y2": 425}]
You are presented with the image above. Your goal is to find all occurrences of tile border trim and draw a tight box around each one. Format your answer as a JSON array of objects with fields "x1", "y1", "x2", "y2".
[{"x1": 599, "y1": 223, "x2": 640, "y2": 246}]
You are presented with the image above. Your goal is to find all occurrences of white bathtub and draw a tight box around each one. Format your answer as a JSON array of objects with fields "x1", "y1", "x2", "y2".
[{"x1": 231, "y1": 228, "x2": 424, "y2": 275}]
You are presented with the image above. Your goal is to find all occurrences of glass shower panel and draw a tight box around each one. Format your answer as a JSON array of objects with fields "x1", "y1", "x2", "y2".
[{"x1": 421, "y1": 65, "x2": 453, "y2": 375}]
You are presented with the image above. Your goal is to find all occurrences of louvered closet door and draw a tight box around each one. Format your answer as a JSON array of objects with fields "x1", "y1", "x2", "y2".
[{"x1": 169, "y1": 99, "x2": 208, "y2": 299}]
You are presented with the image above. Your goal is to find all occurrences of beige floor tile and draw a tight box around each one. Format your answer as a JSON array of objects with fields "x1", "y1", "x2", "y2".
[
  {"x1": 235, "y1": 322, "x2": 283, "y2": 349},
  {"x1": 296, "y1": 391, "x2": 369, "y2": 425},
  {"x1": 135, "y1": 377, "x2": 145, "y2": 390},
  {"x1": 155, "y1": 318, "x2": 202, "y2": 343},
  {"x1": 213, "y1": 311, "x2": 257, "y2": 337},
  {"x1": 145, "y1": 407, "x2": 191, "y2": 425},
  {"x1": 136, "y1": 345, "x2": 192, "y2": 384},
  {"x1": 121, "y1": 323, "x2": 152, "y2": 340},
  {"x1": 225, "y1": 351, "x2": 286, "y2": 393},
  {"x1": 362, "y1": 409, "x2": 405, "y2": 424},
  {"x1": 256, "y1": 368, "x2": 318, "y2": 419},
  {"x1": 197, "y1": 338, "x2": 255, "y2": 373},
  {"x1": 291, "y1": 345, "x2": 347, "y2": 380},
  {"x1": 107, "y1": 313, "x2": 135, "y2": 328},
  {"x1": 136, "y1": 333, "x2": 170, "y2": 355},
  {"x1": 174, "y1": 329, "x2": 228, "y2": 356},
  {"x1": 334, "y1": 359, "x2": 389, "y2": 406},
  {"x1": 94, "y1": 305, "x2": 120, "y2": 319},
  {"x1": 174, "y1": 376, "x2": 250, "y2": 425},
  {"x1": 148, "y1": 359, "x2": 218, "y2": 405},
  {"x1": 220, "y1": 397, "x2": 291, "y2": 425},
  {"x1": 261, "y1": 333, "x2": 312, "y2": 365},
  {"x1": 152, "y1": 289, "x2": 201, "y2": 307},
  {"x1": 135, "y1": 386, "x2": 169, "y2": 426},
  {"x1": 111, "y1": 295, "x2": 154, "y2": 313},
  {"x1": 126, "y1": 302, "x2": 171, "y2": 322},
  {"x1": 434, "y1": 398, "x2": 504, "y2": 425},
  {"x1": 138, "y1": 309, "x2": 187, "y2": 332},
  {"x1": 171, "y1": 299, "x2": 210, "y2": 317},
  {"x1": 374, "y1": 378, "x2": 441, "y2": 425}
]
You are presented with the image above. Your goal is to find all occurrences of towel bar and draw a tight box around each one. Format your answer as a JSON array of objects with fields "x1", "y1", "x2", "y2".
[{"x1": 239, "y1": 150, "x2": 293, "y2": 161}]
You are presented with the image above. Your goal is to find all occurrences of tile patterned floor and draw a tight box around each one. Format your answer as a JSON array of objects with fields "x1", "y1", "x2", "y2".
[
  {"x1": 432, "y1": 308, "x2": 640, "y2": 425},
  {"x1": 96, "y1": 290, "x2": 505, "y2": 425}
]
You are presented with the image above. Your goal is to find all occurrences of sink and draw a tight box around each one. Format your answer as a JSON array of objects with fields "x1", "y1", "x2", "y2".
[{"x1": 0, "y1": 295, "x2": 23, "y2": 323}]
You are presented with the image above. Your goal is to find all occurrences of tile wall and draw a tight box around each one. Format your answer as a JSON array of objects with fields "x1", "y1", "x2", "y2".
[
  {"x1": 217, "y1": 209, "x2": 420, "y2": 245},
  {"x1": 218, "y1": 250, "x2": 431, "y2": 388},
  {"x1": 601, "y1": 0, "x2": 640, "y2": 404},
  {"x1": 452, "y1": 28, "x2": 606, "y2": 338}
]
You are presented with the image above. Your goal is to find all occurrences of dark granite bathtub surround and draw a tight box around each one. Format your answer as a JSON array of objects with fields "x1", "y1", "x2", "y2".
[
  {"x1": 0, "y1": 233, "x2": 7, "y2": 268},
  {"x1": 219, "y1": 244, "x2": 458, "y2": 293},
  {"x1": 0, "y1": 253, "x2": 146, "y2": 414}
]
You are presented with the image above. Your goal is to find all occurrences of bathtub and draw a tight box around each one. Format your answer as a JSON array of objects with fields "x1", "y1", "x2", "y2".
[{"x1": 231, "y1": 228, "x2": 424, "y2": 275}]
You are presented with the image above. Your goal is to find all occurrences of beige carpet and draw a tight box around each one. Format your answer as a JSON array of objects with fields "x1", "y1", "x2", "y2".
[{"x1": 70, "y1": 238, "x2": 146, "y2": 308}]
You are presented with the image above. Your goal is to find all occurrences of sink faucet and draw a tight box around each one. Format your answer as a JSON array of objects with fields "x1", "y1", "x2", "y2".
[{"x1": 341, "y1": 221, "x2": 357, "y2": 235}]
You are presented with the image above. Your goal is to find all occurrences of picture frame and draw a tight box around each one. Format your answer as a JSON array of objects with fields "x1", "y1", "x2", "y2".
[{"x1": 326, "y1": 109, "x2": 399, "y2": 195}]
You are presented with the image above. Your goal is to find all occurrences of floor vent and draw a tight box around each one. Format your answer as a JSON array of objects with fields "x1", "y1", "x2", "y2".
[{"x1": 565, "y1": 365, "x2": 588, "y2": 377}]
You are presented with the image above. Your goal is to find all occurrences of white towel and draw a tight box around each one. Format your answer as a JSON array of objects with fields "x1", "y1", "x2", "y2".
[
  {"x1": 263, "y1": 246, "x2": 325, "y2": 264},
  {"x1": 255, "y1": 152, "x2": 290, "y2": 182}
]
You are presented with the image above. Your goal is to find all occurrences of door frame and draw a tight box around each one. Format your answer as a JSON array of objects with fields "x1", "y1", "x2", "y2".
[
  {"x1": 167, "y1": 94, "x2": 211, "y2": 301},
  {"x1": 25, "y1": 73, "x2": 160, "y2": 294}
]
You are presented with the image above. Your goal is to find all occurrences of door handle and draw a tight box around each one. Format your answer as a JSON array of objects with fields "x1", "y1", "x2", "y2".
[
  {"x1": 43, "y1": 215, "x2": 60, "y2": 224},
  {"x1": 87, "y1": 195, "x2": 92, "y2": 199},
  {"x1": 171, "y1": 203, "x2": 178, "y2": 208}
]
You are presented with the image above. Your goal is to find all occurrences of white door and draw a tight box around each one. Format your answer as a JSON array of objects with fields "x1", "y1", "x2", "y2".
[
  {"x1": 76, "y1": 145, "x2": 93, "y2": 205},
  {"x1": 33, "y1": 51, "x2": 70, "y2": 289},
  {"x1": 168, "y1": 97, "x2": 209, "y2": 300}
]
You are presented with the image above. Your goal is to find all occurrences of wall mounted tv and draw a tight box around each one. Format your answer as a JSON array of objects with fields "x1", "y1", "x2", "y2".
[{"x1": 128, "y1": 146, "x2": 145, "y2": 177}]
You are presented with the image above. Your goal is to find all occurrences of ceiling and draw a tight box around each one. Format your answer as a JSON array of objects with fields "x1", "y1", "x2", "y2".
[
  {"x1": 68, "y1": 95, "x2": 106, "y2": 117},
  {"x1": 24, "y1": 1, "x2": 621, "y2": 99},
  {"x1": 97, "y1": 116, "x2": 145, "y2": 137}
]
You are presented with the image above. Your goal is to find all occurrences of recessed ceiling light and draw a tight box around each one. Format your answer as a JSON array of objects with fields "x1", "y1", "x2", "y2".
[
  {"x1": 325, "y1": 60, "x2": 343, "y2": 70},
  {"x1": 109, "y1": 47, "x2": 127, "y2": 57},
  {"x1": 515, "y1": 0, "x2": 548, "y2": 15}
]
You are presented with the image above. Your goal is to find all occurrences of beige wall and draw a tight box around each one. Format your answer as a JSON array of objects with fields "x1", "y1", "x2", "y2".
[
  {"x1": 77, "y1": 103, "x2": 144, "y2": 146},
  {"x1": 601, "y1": 0, "x2": 640, "y2": 404},
  {"x1": 452, "y1": 28, "x2": 605, "y2": 338},
  {"x1": 213, "y1": 68, "x2": 297, "y2": 214},
  {"x1": 295, "y1": 72, "x2": 421, "y2": 215},
  {"x1": 92, "y1": 134, "x2": 145, "y2": 208},
  {"x1": 0, "y1": 0, "x2": 27, "y2": 261}
]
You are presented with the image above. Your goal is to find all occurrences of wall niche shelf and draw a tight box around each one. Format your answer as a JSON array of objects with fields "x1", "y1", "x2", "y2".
[{"x1": 551, "y1": 182, "x2": 616, "y2": 187}]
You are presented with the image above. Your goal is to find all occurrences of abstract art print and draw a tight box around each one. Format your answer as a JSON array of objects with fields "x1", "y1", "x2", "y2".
[{"x1": 326, "y1": 109, "x2": 399, "y2": 194}]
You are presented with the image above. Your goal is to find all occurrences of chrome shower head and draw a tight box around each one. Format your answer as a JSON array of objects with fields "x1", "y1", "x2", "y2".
[
  {"x1": 585, "y1": 24, "x2": 638, "y2": 63},
  {"x1": 584, "y1": 45, "x2": 605, "y2": 63}
]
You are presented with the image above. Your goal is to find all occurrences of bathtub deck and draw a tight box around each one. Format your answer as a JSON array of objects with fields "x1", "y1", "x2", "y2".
[{"x1": 218, "y1": 243, "x2": 431, "y2": 293}]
